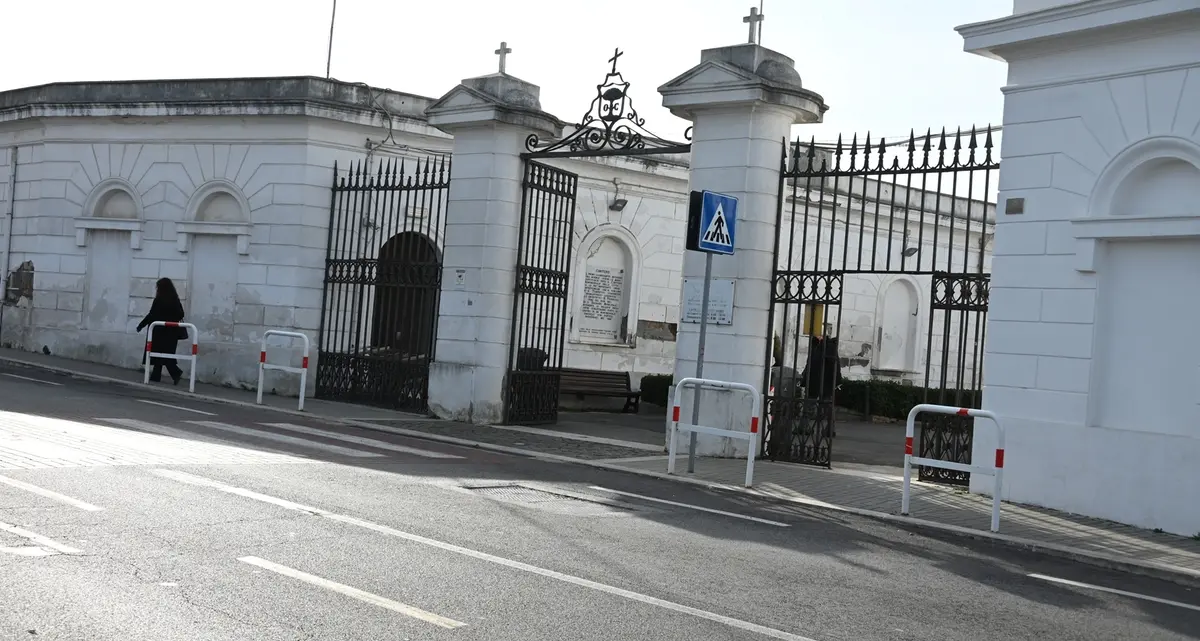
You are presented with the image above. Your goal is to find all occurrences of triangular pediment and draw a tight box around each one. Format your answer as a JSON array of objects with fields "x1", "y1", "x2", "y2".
[
  {"x1": 426, "y1": 84, "x2": 499, "y2": 113},
  {"x1": 658, "y1": 61, "x2": 759, "y2": 94}
]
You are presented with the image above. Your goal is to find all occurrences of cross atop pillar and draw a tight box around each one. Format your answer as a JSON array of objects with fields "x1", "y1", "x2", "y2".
[
  {"x1": 743, "y1": 7, "x2": 764, "y2": 45},
  {"x1": 495, "y1": 41, "x2": 512, "y2": 74}
]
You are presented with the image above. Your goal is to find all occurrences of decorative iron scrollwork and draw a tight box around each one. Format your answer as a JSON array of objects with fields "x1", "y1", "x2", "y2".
[
  {"x1": 525, "y1": 48, "x2": 690, "y2": 157},
  {"x1": 932, "y1": 272, "x2": 989, "y2": 312},
  {"x1": 772, "y1": 271, "x2": 843, "y2": 305}
]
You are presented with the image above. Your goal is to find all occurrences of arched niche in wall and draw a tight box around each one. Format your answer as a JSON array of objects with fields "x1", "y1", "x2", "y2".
[
  {"x1": 177, "y1": 180, "x2": 253, "y2": 255},
  {"x1": 1083, "y1": 137, "x2": 1200, "y2": 433},
  {"x1": 1074, "y1": 136, "x2": 1200, "y2": 272},
  {"x1": 75, "y1": 178, "x2": 145, "y2": 249},
  {"x1": 873, "y1": 276, "x2": 921, "y2": 373},
  {"x1": 180, "y1": 181, "x2": 251, "y2": 342},
  {"x1": 570, "y1": 225, "x2": 641, "y2": 346},
  {"x1": 78, "y1": 179, "x2": 144, "y2": 331}
]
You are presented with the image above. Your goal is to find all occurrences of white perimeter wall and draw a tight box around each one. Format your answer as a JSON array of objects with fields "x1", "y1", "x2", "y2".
[
  {"x1": 971, "y1": 19, "x2": 1200, "y2": 535},
  {"x1": 0, "y1": 113, "x2": 449, "y2": 395}
]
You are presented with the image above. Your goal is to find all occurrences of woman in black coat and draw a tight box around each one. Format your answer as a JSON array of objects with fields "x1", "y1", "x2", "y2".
[{"x1": 136, "y1": 277, "x2": 187, "y2": 384}]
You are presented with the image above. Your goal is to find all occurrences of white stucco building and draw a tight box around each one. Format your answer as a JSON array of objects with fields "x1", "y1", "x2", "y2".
[
  {"x1": 961, "y1": 0, "x2": 1200, "y2": 535},
  {"x1": 0, "y1": 62, "x2": 994, "y2": 426}
]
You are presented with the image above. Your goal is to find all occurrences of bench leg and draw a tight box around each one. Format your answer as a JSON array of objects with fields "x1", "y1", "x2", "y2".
[{"x1": 623, "y1": 396, "x2": 639, "y2": 414}]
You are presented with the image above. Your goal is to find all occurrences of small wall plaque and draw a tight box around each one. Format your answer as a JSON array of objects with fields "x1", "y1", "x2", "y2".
[{"x1": 1005, "y1": 197, "x2": 1025, "y2": 215}]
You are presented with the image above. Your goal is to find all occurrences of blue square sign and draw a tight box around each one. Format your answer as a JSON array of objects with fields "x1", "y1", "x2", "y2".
[{"x1": 690, "y1": 190, "x2": 738, "y2": 255}]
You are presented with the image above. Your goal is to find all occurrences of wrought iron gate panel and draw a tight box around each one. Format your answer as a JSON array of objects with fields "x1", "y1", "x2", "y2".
[
  {"x1": 764, "y1": 270, "x2": 842, "y2": 466},
  {"x1": 503, "y1": 161, "x2": 579, "y2": 425},
  {"x1": 766, "y1": 128, "x2": 998, "y2": 476},
  {"x1": 918, "y1": 272, "x2": 989, "y2": 485},
  {"x1": 316, "y1": 155, "x2": 450, "y2": 412}
]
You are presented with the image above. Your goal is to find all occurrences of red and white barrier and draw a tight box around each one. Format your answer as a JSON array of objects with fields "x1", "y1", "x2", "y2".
[
  {"x1": 257, "y1": 330, "x2": 311, "y2": 411},
  {"x1": 668, "y1": 377, "x2": 762, "y2": 487},
  {"x1": 143, "y1": 321, "x2": 199, "y2": 393},
  {"x1": 902, "y1": 403, "x2": 1007, "y2": 532}
]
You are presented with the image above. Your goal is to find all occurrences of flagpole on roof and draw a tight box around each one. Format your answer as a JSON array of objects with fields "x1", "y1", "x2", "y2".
[{"x1": 326, "y1": 0, "x2": 338, "y2": 79}]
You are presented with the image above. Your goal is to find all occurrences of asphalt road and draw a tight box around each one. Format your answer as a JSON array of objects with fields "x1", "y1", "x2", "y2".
[{"x1": 0, "y1": 362, "x2": 1197, "y2": 640}]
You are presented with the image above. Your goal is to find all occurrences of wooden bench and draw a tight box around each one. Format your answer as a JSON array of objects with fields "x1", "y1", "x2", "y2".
[{"x1": 559, "y1": 368, "x2": 641, "y2": 414}]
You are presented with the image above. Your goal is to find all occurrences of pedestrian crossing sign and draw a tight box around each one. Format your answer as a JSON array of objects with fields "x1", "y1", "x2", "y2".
[{"x1": 686, "y1": 190, "x2": 738, "y2": 255}]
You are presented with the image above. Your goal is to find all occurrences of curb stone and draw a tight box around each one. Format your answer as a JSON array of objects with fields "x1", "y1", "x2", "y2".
[{"x1": 3, "y1": 354, "x2": 1200, "y2": 590}]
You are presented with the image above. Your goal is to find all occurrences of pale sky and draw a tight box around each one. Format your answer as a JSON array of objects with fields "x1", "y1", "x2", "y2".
[{"x1": 3, "y1": 0, "x2": 1011, "y2": 146}]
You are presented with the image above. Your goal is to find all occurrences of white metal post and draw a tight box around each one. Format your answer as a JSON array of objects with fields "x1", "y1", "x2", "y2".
[
  {"x1": 257, "y1": 330, "x2": 312, "y2": 411},
  {"x1": 901, "y1": 403, "x2": 1006, "y2": 532},
  {"x1": 144, "y1": 321, "x2": 199, "y2": 393}
]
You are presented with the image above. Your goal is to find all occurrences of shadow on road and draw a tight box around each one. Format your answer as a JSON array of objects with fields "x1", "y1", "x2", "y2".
[{"x1": 2, "y1": 372, "x2": 1198, "y2": 639}]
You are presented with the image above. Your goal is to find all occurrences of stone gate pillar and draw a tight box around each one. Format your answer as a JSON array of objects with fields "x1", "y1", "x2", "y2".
[
  {"x1": 658, "y1": 44, "x2": 827, "y2": 456},
  {"x1": 424, "y1": 74, "x2": 560, "y2": 424}
]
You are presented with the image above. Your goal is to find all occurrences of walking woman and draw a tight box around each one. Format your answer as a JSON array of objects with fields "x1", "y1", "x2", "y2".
[{"x1": 136, "y1": 277, "x2": 187, "y2": 384}]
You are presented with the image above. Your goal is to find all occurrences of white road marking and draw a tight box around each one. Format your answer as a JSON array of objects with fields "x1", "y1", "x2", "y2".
[
  {"x1": 238, "y1": 556, "x2": 467, "y2": 629},
  {"x1": 587, "y1": 486, "x2": 790, "y2": 528},
  {"x1": 2, "y1": 373, "x2": 63, "y2": 386},
  {"x1": 490, "y1": 425, "x2": 662, "y2": 452},
  {"x1": 0, "y1": 545, "x2": 57, "y2": 557},
  {"x1": 96, "y1": 418, "x2": 297, "y2": 458},
  {"x1": 186, "y1": 422, "x2": 385, "y2": 458},
  {"x1": 154, "y1": 470, "x2": 817, "y2": 641},
  {"x1": 137, "y1": 399, "x2": 216, "y2": 416},
  {"x1": 0, "y1": 520, "x2": 80, "y2": 555},
  {"x1": 258, "y1": 423, "x2": 463, "y2": 459},
  {"x1": 0, "y1": 474, "x2": 103, "y2": 511},
  {"x1": 1028, "y1": 573, "x2": 1200, "y2": 612}
]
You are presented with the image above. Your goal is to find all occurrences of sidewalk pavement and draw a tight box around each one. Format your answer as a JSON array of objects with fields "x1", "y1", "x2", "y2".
[{"x1": 3, "y1": 347, "x2": 1200, "y2": 587}]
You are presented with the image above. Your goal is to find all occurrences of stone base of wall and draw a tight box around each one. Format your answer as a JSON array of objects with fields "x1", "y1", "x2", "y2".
[
  {"x1": 0, "y1": 309, "x2": 313, "y2": 398},
  {"x1": 971, "y1": 416, "x2": 1200, "y2": 537}
]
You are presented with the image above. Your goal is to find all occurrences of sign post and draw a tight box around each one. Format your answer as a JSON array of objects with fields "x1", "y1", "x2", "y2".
[{"x1": 683, "y1": 189, "x2": 738, "y2": 472}]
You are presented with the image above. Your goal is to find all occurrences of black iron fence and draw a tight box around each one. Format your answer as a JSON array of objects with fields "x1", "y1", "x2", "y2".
[{"x1": 316, "y1": 155, "x2": 450, "y2": 412}]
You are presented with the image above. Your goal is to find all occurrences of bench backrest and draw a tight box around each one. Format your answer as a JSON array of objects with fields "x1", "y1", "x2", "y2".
[{"x1": 559, "y1": 368, "x2": 632, "y2": 392}]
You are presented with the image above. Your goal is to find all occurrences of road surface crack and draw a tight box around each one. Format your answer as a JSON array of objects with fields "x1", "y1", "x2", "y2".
[{"x1": 177, "y1": 586, "x2": 315, "y2": 639}]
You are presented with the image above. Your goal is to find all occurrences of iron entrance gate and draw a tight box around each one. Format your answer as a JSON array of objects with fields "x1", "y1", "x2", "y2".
[
  {"x1": 766, "y1": 129, "x2": 998, "y2": 485},
  {"x1": 316, "y1": 155, "x2": 450, "y2": 413},
  {"x1": 503, "y1": 161, "x2": 580, "y2": 424},
  {"x1": 504, "y1": 48, "x2": 690, "y2": 425}
]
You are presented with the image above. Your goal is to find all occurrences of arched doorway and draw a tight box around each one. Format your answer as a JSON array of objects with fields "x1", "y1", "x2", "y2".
[{"x1": 371, "y1": 231, "x2": 440, "y2": 356}]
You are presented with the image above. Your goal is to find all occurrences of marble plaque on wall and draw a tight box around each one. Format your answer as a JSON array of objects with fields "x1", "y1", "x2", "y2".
[
  {"x1": 578, "y1": 266, "x2": 626, "y2": 341},
  {"x1": 681, "y1": 278, "x2": 735, "y2": 325}
]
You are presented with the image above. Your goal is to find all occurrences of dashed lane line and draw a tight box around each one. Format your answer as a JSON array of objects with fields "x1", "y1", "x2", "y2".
[
  {"x1": 239, "y1": 556, "x2": 467, "y2": 629},
  {"x1": 154, "y1": 469, "x2": 820, "y2": 641},
  {"x1": 0, "y1": 520, "x2": 80, "y2": 556},
  {"x1": 1028, "y1": 574, "x2": 1200, "y2": 612},
  {"x1": 137, "y1": 399, "x2": 216, "y2": 416},
  {"x1": 0, "y1": 474, "x2": 103, "y2": 511},
  {"x1": 2, "y1": 373, "x2": 63, "y2": 386},
  {"x1": 587, "y1": 486, "x2": 790, "y2": 527}
]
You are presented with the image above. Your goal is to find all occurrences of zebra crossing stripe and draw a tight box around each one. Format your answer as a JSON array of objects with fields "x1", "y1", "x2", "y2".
[{"x1": 258, "y1": 423, "x2": 464, "y2": 459}]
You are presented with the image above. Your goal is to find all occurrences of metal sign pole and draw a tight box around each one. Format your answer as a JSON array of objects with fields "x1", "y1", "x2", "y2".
[{"x1": 687, "y1": 252, "x2": 714, "y2": 473}]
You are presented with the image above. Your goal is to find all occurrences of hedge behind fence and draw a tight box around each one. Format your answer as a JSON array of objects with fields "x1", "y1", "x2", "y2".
[
  {"x1": 837, "y1": 378, "x2": 981, "y2": 421},
  {"x1": 639, "y1": 374, "x2": 673, "y2": 406},
  {"x1": 635, "y1": 373, "x2": 979, "y2": 420}
]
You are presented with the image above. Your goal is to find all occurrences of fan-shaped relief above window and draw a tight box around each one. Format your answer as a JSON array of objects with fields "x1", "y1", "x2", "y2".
[
  {"x1": 570, "y1": 226, "x2": 641, "y2": 346},
  {"x1": 75, "y1": 178, "x2": 146, "y2": 249},
  {"x1": 176, "y1": 180, "x2": 253, "y2": 255},
  {"x1": 1074, "y1": 137, "x2": 1200, "y2": 272}
]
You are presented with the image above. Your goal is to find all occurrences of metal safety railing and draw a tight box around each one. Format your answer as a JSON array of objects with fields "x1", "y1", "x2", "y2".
[
  {"x1": 902, "y1": 403, "x2": 1007, "y2": 532},
  {"x1": 257, "y1": 330, "x2": 311, "y2": 411},
  {"x1": 668, "y1": 377, "x2": 762, "y2": 487},
  {"x1": 143, "y1": 321, "x2": 199, "y2": 393}
]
